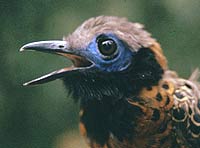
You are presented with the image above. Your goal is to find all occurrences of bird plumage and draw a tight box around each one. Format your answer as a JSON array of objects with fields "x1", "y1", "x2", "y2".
[{"x1": 20, "y1": 16, "x2": 200, "y2": 148}]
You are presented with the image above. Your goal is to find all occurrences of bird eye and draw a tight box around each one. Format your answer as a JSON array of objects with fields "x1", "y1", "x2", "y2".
[{"x1": 97, "y1": 35, "x2": 117, "y2": 58}]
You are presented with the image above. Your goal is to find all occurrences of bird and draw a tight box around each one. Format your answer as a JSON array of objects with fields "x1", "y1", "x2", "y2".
[{"x1": 20, "y1": 16, "x2": 200, "y2": 148}]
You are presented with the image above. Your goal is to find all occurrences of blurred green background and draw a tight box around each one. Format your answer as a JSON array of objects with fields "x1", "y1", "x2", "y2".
[{"x1": 0, "y1": 0, "x2": 200, "y2": 148}]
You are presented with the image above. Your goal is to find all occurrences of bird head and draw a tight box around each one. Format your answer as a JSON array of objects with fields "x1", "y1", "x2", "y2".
[{"x1": 20, "y1": 16, "x2": 167, "y2": 100}]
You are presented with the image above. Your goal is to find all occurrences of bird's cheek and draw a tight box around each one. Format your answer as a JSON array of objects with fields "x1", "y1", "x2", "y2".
[{"x1": 94, "y1": 64, "x2": 120, "y2": 72}]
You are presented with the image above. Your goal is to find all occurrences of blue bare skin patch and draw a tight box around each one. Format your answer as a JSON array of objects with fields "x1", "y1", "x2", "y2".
[{"x1": 85, "y1": 33, "x2": 134, "y2": 72}]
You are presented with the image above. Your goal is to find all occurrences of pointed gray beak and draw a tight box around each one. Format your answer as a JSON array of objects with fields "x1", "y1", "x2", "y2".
[
  {"x1": 20, "y1": 40, "x2": 70, "y2": 54},
  {"x1": 20, "y1": 40, "x2": 93, "y2": 86}
]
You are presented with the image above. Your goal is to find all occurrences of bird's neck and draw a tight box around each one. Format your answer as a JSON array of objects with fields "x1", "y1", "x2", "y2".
[{"x1": 63, "y1": 47, "x2": 165, "y2": 146}]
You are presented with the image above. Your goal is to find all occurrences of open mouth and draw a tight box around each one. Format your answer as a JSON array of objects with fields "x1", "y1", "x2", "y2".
[{"x1": 20, "y1": 40, "x2": 94, "y2": 86}]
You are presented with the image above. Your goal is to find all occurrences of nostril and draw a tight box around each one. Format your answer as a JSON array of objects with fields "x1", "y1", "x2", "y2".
[{"x1": 59, "y1": 45, "x2": 65, "y2": 48}]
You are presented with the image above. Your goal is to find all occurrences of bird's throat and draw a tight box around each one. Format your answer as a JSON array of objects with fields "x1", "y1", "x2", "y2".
[
  {"x1": 79, "y1": 95, "x2": 144, "y2": 146},
  {"x1": 63, "y1": 48, "x2": 164, "y2": 102}
]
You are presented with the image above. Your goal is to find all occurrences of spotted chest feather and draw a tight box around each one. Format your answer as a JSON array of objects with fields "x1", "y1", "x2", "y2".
[
  {"x1": 126, "y1": 78, "x2": 175, "y2": 148},
  {"x1": 166, "y1": 69, "x2": 200, "y2": 147}
]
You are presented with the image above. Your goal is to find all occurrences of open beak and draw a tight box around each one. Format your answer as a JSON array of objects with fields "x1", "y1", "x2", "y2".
[{"x1": 20, "y1": 40, "x2": 93, "y2": 86}]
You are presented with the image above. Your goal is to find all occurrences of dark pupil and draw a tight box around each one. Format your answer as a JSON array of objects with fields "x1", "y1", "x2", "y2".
[{"x1": 98, "y1": 39, "x2": 117, "y2": 56}]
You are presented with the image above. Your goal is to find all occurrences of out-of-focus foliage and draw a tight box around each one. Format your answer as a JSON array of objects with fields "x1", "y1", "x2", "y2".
[{"x1": 0, "y1": 0, "x2": 199, "y2": 148}]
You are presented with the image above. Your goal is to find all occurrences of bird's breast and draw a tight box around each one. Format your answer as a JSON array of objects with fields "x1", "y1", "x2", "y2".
[{"x1": 78, "y1": 79, "x2": 176, "y2": 148}]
